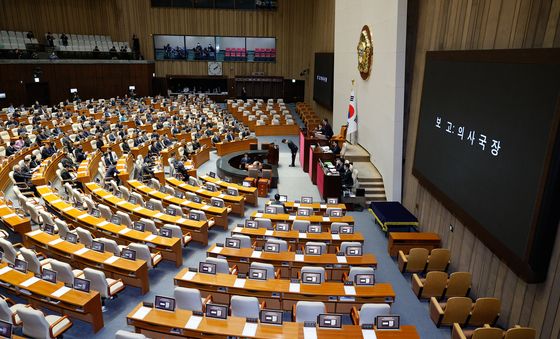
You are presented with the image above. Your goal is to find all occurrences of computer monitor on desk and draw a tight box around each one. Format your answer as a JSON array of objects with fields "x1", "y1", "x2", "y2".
[
  {"x1": 260, "y1": 309, "x2": 283, "y2": 325},
  {"x1": 318, "y1": 314, "x2": 342, "y2": 329},
  {"x1": 155, "y1": 296, "x2": 175, "y2": 311},
  {"x1": 0, "y1": 320, "x2": 13, "y2": 338},
  {"x1": 206, "y1": 303, "x2": 228, "y2": 319}
]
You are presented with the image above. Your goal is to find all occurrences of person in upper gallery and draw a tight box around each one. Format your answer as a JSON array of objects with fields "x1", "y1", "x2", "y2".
[
  {"x1": 46, "y1": 32, "x2": 54, "y2": 47},
  {"x1": 13, "y1": 136, "x2": 25, "y2": 151},
  {"x1": 5, "y1": 142, "x2": 16, "y2": 157},
  {"x1": 104, "y1": 164, "x2": 120, "y2": 185},
  {"x1": 41, "y1": 142, "x2": 56, "y2": 159},
  {"x1": 282, "y1": 138, "x2": 298, "y2": 167},
  {"x1": 26, "y1": 31, "x2": 34, "y2": 40},
  {"x1": 60, "y1": 33, "x2": 68, "y2": 46},
  {"x1": 93, "y1": 45, "x2": 100, "y2": 52},
  {"x1": 13, "y1": 164, "x2": 32, "y2": 183},
  {"x1": 211, "y1": 132, "x2": 221, "y2": 145},
  {"x1": 241, "y1": 87, "x2": 247, "y2": 101},
  {"x1": 330, "y1": 140, "x2": 341, "y2": 155},
  {"x1": 16, "y1": 123, "x2": 27, "y2": 136},
  {"x1": 335, "y1": 158, "x2": 344, "y2": 175},
  {"x1": 341, "y1": 163, "x2": 354, "y2": 190}
]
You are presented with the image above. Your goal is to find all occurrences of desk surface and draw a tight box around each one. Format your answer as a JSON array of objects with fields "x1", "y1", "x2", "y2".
[
  {"x1": 166, "y1": 177, "x2": 245, "y2": 203},
  {"x1": 199, "y1": 174, "x2": 257, "y2": 194},
  {"x1": 232, "y1": 226, "x2": 364, "y2": 243},
  {"x1": 265, "y1": 201, "x2": 347, "y2": 211},
  {"x1": 369, "y1": 202, "x2": 418, "y2": 225},
  {"x1": 250, "y1": 212, "x2": 354, "y2": 225},
  {"x1": 127, "y1": 303, "x2": 420, "y2": 338}
]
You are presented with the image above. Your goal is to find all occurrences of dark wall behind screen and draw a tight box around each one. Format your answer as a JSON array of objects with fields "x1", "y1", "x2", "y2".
[{"x1": 413, "y1": 57, "x2": 560, "y2": 259}]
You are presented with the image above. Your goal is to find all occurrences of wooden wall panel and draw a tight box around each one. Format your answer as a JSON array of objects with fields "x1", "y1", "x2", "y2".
[{"x1": 403, "y1": 0, "x2": 560, "y2": 337}]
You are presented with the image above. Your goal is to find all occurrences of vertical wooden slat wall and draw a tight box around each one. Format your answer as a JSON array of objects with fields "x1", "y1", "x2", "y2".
[{"x1": 403, "y1": 0, "x2": 560, "y2": 338}]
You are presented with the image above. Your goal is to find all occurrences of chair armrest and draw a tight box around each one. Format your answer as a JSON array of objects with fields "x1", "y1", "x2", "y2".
[
  {"x1": 429, "y1": 297, "x2": 444, "y2": 327},
  {"x1": 287, "y1": 245, "x2": 291, "y2": 252},
  {"x1": 397, "y1": 250, "x2": 408, "y2": 272},
  {"x1": 350, "y1": 306, "x2": 359, "y2": 325},
  {"x1": 292, "y1": 304, "x2": 296, "y2": 321},
  {"x1": 49, "y1": 315, "x2": 71, "y2": 338},
  {"x1": 107, "y1": 278, "x2": 122, "y2": 288},
  {"x1": 274, "y1": 268, "x2": 281, "y2": 279},
  {"x1": 252, "y1": 241, "x2": 257, "y2": 248},
  {"x1": 2, "y1": 297, "x2": 14, "y2": 306},
  {"x1": 260, "y1": 300, "x2": 266, "y2": 309},
  {"x1": 412, "y1": 274, "x2": 423, "y2": 297},
  {"x1": 342, "y1": 272, "x2": 348, "y2": 282},
  {"x1": 336, "y1": 246, "x2": 340, "y2": 253},
  {"x1": 202, "y1": 294, "x2": 213, "y2": 306},
  {"x1": 451, "y1": 323, "x2": 467, "y2": 339},
  {"x1": 230, "y1": 265, "x2": 238, "y2": 275}
]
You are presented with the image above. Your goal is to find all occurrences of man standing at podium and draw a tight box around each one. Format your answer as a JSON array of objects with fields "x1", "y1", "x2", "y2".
[{"x1": 282, "y1": 139, "x2": 298, "y2": 167}]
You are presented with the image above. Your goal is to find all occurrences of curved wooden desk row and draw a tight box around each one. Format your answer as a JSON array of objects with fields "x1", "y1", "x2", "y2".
[
  {"x1": 206, "y1": 244, "x2": 377, "y2": 281},
  {"x1": 231, "y1": 226, "x2": 364, "y2": 254},
  {"x1": 265, "y1": 201, "x2": 347, "y2": 213},
  {"x1": 199, "y1": 174, "x2": 258, "y2": 206},
  {"x1": 125, "y1": 180, "x2": 228, "y2": 231},
  {"x1": 76, "y1": 151, "x2": 102, "y2": 183},
  {"x1": 250, "y1": 212, "x2": 355, "y2": 232},
  {"x1": 0, "y1": 262, "x2": 104, "y2": 332},
  {"x1": 127, "y1": 302, "x2": 420, "y2": 339},
  {"x1": 174, "y1": 269, "x2": 395, "y2": 313},
  {"x1": 85, "y1": 182, "x2": 207, "y2": 244},
  {"x1": 254, "y1": 124, "x2": 300, "y2": 136},
  {"x1": 36, "y1": 186, "x2": 183, "y2": 267},
  {"x1": 191, "y1": 144, "x2": 210, "y2": 169},
  {"x1": 23, "y1": 229, "x2": 150, "y2": 294},
  {"x1": 166, "y1": 177, "x2": 245, "y2": 216},
  {"x1": 215, "y1": 137, "x2": 258, "y2": 156}
]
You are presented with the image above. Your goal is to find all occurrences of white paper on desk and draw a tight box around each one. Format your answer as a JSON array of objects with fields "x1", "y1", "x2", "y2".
[
  {"x1": 232, "y1": 227, "x2": 242, "y2": 233},
  {"x1": 320, "y1": 204, "x2": 327, "y2": 209},
  {"x1": 0, "y1": 266, "x2": 12, "y2": 275},
  {"x1": 116, "y1": 201, "x2": 127, "y2": 206},
  {"x1": 196, "y1": 189, "x2": 203, "y2": 193},
  {"x1": 303, "y1": 326, "x2": 318, "y2": 339},
  {"x1": 293, "y1": 203, "x2": 300, "y2": 208},
  {"x1": 62, "y1": 206, "x2": 74, "y2": 212},
  {"x1": 184, "y1": 315, "x2": 202, "y2": 329},
  {"x1": 344, "y1": 285, "x2": 356, "y2": 295},
  {"x1": 48, "y1": 238, "x2": 64, "y2": 246},
  {"x1": 242, "y1": 322, "x2": 258, "y2": 337},
  {"x1": 179, "y1": 183, "x2": 187, "y2": 187},
  {"x1": 288, "y1": 215, "x2": 296, "y2": 221},
  {"x1": 104, "y1": 256, "x2": 119, "y2": 264},
  {"x1": 97, "y1": 221, "x2": 109, "y2": 227},
  {"x1": 331, "y1": 234, "x2": 341, "y2": 240},
  {"x1": 133, "y1": 206, "x2": 143, "y2": 212},
  {"x1": 202, "y1": 205, "x2": 210, "y2": 210},
  {"x1": 294, "y1": 254, "x2": 304, "y2": 262},
  {"x1": 154, "y1": 212, "x2": 164, "y2": 218},
  {"x1": 289, "y1": 283, "x2": 300, "y2": 293},
  {"x1": 323, "y1": 217, "x2": 330, "y2": 222},
  {"x1": 255, "y1": 213, "x2": 263, "y2": 218},
  {"x1": 119, "y1": 228, "x2": 131, "y2": 235},
  {"x1": 177, "y1": 218, "x2": 187, "y2": 223},
  {"x1": 74, "y1": 247, "x2": 89, "y2": 255},
  {"x1": 210, "y1": 246, "x2": 222, "y2": 254},
  {"x1": 51, "y1": 286, "x2": 71, "y2": 298},
  {"x1": 218, "y1": 194, "x2": 225, "y2": 198},
  {"x1": 131, "y1": 306, "x2": 152, "y2": 320},
  {"x1": 362, "y1": 329, "x2": 378, "y2": 339},
  {"x1": 77, "y1": 214, "x2": 88, "y2": 219},
  {"x1": 299, "y1": 233, "x2": 307, "y2": 239},
  {"x1": 2, "y1": 213, "x2": 16, "y2": 218},
  {"x1": 265, "y1": 230, "x2": 273, "y2": 236},
  {"x1": 182, "y1": 271, "x2": 196, "y2": 280},
  {"x1": 26, "y1": 230, "x2": 42, "y2": 237},
  {"x1": 234, "y1": 278, "x2": 246, "y2": 288},
  {"x1": 20, "y1": 277, "x2": 40, "y2": 287},
  {"x1": 336, "y1": 256, "x2": 347, "y2": 263},
  {"x1": 144, "y1": 234, "x2": 157, "y2": 241},
  {"x1": 251, "y1": 251, "x2": 262, "y2": 258},
  {"x1": 51, "y1": 199, "x2": 62, "y2": 204}
]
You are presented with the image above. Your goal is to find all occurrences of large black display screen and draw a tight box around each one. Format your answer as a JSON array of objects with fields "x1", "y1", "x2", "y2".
[
  {"x1": 413, "y1": 49, "x2": 560, "y2": 282},
  {"x1": 313, "y1": 53, "x2": 334, "y2": 109}
]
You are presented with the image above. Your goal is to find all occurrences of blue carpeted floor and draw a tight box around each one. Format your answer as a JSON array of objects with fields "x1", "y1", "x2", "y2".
[{"x1": 2, "y1": 106, "x2": 451, "y2": 338}]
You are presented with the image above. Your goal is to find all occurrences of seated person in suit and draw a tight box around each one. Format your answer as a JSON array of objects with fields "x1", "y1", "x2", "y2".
[
  {"x1": 104, "y1": 164, "x2": 121, "y2": 185},
  {"x1": 74, "y1": 144, "x2": 86, "y2": 163},
  {"x1": 5, "y1": 142, "x2": 17, "y2": 156},
  {"x1": 341, "y1": 163, "x2": 354, "y2": 189},
  {"x1": 211, "y1": 132, "x2": 221, "y2": 145},
  {"x1": 173, "y1": 159, "x2": 190, "y2": 181},
  {"x1": 330, "y1": 141, "x2": 341, "y2": 155},
  {"x1": 239, "y1": 153, "x2": 251, "y2": 169},
  {"x1": 41, "y1": 142, "x2": 56, "y2": 159},
  {"x1": 121, "y1": 140, "x2": 131, "y2": 153},
  {"x1": 270, "y1": 193, "x2": 287, "y2": 213}
]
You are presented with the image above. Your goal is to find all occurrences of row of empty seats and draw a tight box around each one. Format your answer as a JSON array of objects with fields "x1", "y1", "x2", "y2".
[{"x1": 0, "y1": 30, "x2": 37, "y2": 50}]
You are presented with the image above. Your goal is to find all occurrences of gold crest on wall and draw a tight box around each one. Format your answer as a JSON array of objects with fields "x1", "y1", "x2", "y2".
[{"x1": 357, "y1": 25, "x2": 373, "y2": 80}]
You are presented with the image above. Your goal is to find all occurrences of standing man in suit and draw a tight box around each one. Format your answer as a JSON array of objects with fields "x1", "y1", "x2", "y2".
[{"x1": 282, "y1": 139, "x2": 298, "y2": 167}]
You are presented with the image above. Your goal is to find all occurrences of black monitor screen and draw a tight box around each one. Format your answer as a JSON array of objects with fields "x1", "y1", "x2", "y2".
[
  {"x1": 91, "y1": 241, "x2": 105, "y2": 253},
  {"x1": 245, "y1": 220, "x2": 257, "y2": 229},
  {"x1": 110, "y1": 215, "x2": 122, "y2": 225},
  {"x1": 224, "y1": 176, "x2": 232, "y2": 183},
  {"x1": 189, "y1": 212, "x2": 200, "y2": 221},
  {"x1": 305, "y1": 244, "x2": 322, "y2": 255},
  {"x1": 318, "y1": 314, "x2": 342, "y2": 329},
  {"x1": 0, "y1": 320, "x2": 12, "y2": 338},
  {"x1": 276, "y1": 223, "x2": 289, "y2": 232},
  {"x1": 14, "y1": 259, "x2": 27, "y2": 273},
  {"x1": 376, "y1": 315, "x2": 400, "y2": 330},
  {"x1": 199, "y1": 262, "x2": 216, "y2": 274},
  {"x1": 43, "y1": 224, "x2": 55, "y2": 235},
  {"x1": 307, "y1": 225, "x2": 321, "y2": 233},
  {"x1": 248, "y1": 268, "x2": 267, "y2": 280},
  {"x1": 264, "y1": 242, "x2": 280, "y2": 253},
  {"x1": 166, "y1": 208, "x2": 177, "y2": 216},
  {"x1": 298, "y1": 209, "x2": 310, "y2": 217},
  {"x1": 227, "y1": 188, "x2": 237, "y2": 196},
  {"x1": 160, "y1": 227, "x2": 173, "y2": 238},
  {"x1": 192, "y1": 196, "x2": 202, "y2": 203},
  {"x1": 208, "y1": 172, "x2": 216, "y2": 178},
  {"x1": 346, "y1": 246, "x2": 362, "y2": 256},
  {"x1": 146, "y1": 202, "x2": 155, "y2": 210},
  {"x1": 313, "y1": 53, "x2": 334, "y2": 109},
  {"x1": 206, "y1": 303, "x2": 228, "y2": 319},
  {"x1": 42, "y1": 268, "x2": 57, "y2": 283},
  {"x1": 279, "y1": 195, "x2": 287, "y2": 202},
  {"x1": 91, "y1": 209, "x2": 101, "y2": 218},
  {"x1": 354, "y1": 274, "x2": 375, "y2": 286},
  {"x1": 339, "y1": 225, "x2": 354, "y2": 234},
  {"x1": 327, "y1": 198, "x2": 338, "y2": 205},
  {"x1": 329, "y1": 209, "x2": 343, "y2": 217},
  {"x1": 301, "y1": 272, "x2": 321, "y2": 284},
  {"x1": 174, "y1": 191, "x2": 184, "y2": 199},
  {"x1": 128, "y1": 196, "x2": 138, "y2": 204},
  {"x1": 66, "y1": 233, "x2": 78, "y2": 244},
  {"x1": 133, "y1": 222, "x2": 145, "y2": 232},
  {"x1": 301, "y1": 196, "x2": 313, "y2": 204},
  {"x1": 212, "y1": 199, "x2": 224, "y2": 208},
  {"x1": 155, "y1": 295, "x2": 176, "y2": 311},
  {"x1": 74, "y1": 277, "x2": 90, "y2": 292},
  {"x1": 260, "y1": 309, "x2": 283, "y2": 325},
  {"x1": 225, "y1": 238, "x2": 241, "y2": 249},
  {"x1": 265, "y1": 207, "x2": 276, "y2": 214},
  {"x1": 412, "y1": 50, "x2": 560, "y2": 282},
  {"x1": 121, "y1": 248, "x2": 137, "y2": 261}
]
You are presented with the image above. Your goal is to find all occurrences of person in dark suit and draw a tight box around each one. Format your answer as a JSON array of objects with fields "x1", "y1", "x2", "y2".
[
  {"x1": 282, "y1": 139, "x2": 298, "y2": 167},
  {"x1": 96, "y1": 136, "x2": 105, "y2": 150},
  {"x1": 270, "y1": 193, "x2": 286, "y2": 213},
  {"x1": 174, "y1": 159, "x2": 190, "y2": 181},
  {"x1": 321, "y1": 119, "x2": 334, "y2": 139},
  {"x1": 103, "y1": 151, "x2": 117, "y2": 167},
  {"x1": 239, "y1": 153, "x2": 251, "y2": 169},
  {"x1": 41, "y1": 143, "x2": 56, "y2": 159},
  {"x1": 6, "y1": 142, "x2": 17, "y2": 156},
  {"x1": 330, "y1": 141, "x2": 341, "y2": 155},
  {"x1": 121, "y1": 140, "x2": 131, "y2": 153},
  {"x1": 74, "y1": 145, "x2": 86, "y2": 163},
  {"x1": 104, "y1": 165, "x2": 120, "y2": 185},
  {"x1": 341, "y1": 163, "x2": 354, "y2": 189}
]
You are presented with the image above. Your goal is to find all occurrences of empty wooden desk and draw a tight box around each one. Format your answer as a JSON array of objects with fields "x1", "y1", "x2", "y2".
[
  {"x1": 174, "y1": 269, "x2": 395, "y2": 313},
  {"x1": 199, "y1": 174, "x2": 258, "y2": 206},
  {"x1": 23, "y1": 229, "x2": 150, "y2": 294},
  {"x1": 215, "y1": 138, "x2": 258, "y2": 156},
  {"x1": 207, "y1": 244, "x2": 377, "y2": 280},
  {"x1": 266, "y1": 201, "x2": 347, "y2": 214},
  {"x1": 388, "y1": 232, "x2": 441, "y2": 256}
]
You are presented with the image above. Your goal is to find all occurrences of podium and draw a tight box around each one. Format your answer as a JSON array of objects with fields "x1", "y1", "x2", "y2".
[{"x1": 298, "y1": 129, "x2": 329, "y2": 172}]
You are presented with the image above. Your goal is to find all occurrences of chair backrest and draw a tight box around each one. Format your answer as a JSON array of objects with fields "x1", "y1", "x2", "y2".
[
  {"x1": 330, "y1": 222, "x2": 349, "y2": 233},
  {"x1": 26, "y1": 202, "x2": 41, "y2": 224},
  {"x1": 115, "y1": 330, "x2": 147, "y2": 339},
  {"x1": 292, "y1": 220, "x2": 310, "y2": 232},
  {"x1": 167, "y1": 204, "x2": 184, "y2": 217},
  {"x1": 348, "y1": 267, "x2": 375, "y2": 282},
  {"x1": 174, "y1": 287, "x2": 203, "y2": 312},
  {"x1": 98, "y1": 237, "x2": 120, "y2": 256},
  {"x1": 470, "y1": 327, "x2": 504, "y2": 339},
  {"x1": 300, "y1": 266, "x2": 325, "y2": 283},
  {"x1": 119, "y1": 186, "x2": 130, "y2": 200},
  {"x1": 442, "y1": 297, "x2": 472, "y2": 325},
  {"x1": 255, "y1": 218, "x2": 272, "y2": 230},
  {"x1": 83, "y1": 197, "x2": 96, "y2": 214},
  {"x1": 469, "y1": 297, "x2": 501, "y2": 327},
  {"x1": 227, "y1": 187, "x2": 239, "y2": 196},
  {"x1": 131, "y1": 192, "x2": 144, "y2": 206},
  {"x1": 0, "y1": 238, "x2": 18, "y2": 264},
  {"x1": 84, "y1": 267, "x2": 109, "y2": 298},
  {"x1": 427, "y1": 248, "x2": 450, "y2": 271},
  {"x1": 421, "y1": 271, "x2": 448, "y2": 298},
  {"x1": 18, "y1": 307, "x2": 50, "y2": 339},
  {"x1": 140, "y1": 218, "x2": 158, "y2": 235},
  {"x1": 446, "y1": 272, "x2": 472, "y2": 298},
  {"x1": 128, "y1": 243, "x2": 153, "y2": 268},
  {"x1": 405, "y1": 248, "x2": 429, "y2": 272},
  {"x1": 0, "y1": 298, "x2": 14, "y2": 324},
  {"x1": 148, "y1": 198, "x2": 164, "y2": 212},
  {"x1": 305, "y1": 242, "x2": 327, "y2": 255},
  {"x1": 76, "y1": 227, "x2": 94, "y2": 247},
  {"x1": 503, "y1": 326, "x2": 536, "y2": 339},
  {"x1": 163, "y1": 224, "x2": 184, "y2": 243},
  {"x1": 205, "y1": 257, "x2": 230, "y2": 274},
  {"x1": 20, "y1": 248, "x2": 41, "y2": 274},
  {"x1": 295, "y1": 301, "x2": 326, "y2": 322},
  {"x1": 116, "y1": 211, "x2": 132, "y2": 227},
  {"x1": 149, "y1": 178, "x2": 161, "y2": 189},
  {"x1": 250, "y1": 262, "x2": 275, "y2": 280},
  {"x1": 39, "y1": 210, "x2": 54, "y2": 227},
  {"x1": 98, "y1": 204, "x2": 113, "y2": 220},
  {"x1": 230, "y1": 295, "x2": 260, "y2": 318},
  {"x1": 265, "y1": 238, "x2": 288, "y2": 252},
  {"x1": 50, "y1": 259, "x2": 76, "y2": 285},
  {"x1": 358, "y1": 303, "x2": 391, "y2": 325},
  {"x1": 190, "y1": 210, "x2": 207, "y2": 221},
  {"x1": 231, "y1": 234, "x2": 252, "y2": 248}
]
